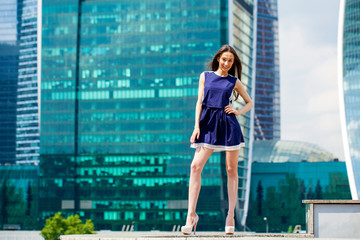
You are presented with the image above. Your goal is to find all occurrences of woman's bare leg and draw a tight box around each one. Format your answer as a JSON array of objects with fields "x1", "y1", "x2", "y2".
[
  {"x1": 185, "y1": 147, "x2": 214, "y2": 225},
  {"x1": 225, "y1": 149, "x2": 239, "y2": 226}
]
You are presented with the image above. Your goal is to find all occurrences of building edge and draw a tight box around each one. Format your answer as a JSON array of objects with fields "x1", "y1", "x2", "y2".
[
  {"x1": 228, "y1": 0, "x2": 234, "y2": 46},
  {"x1": 241, "y1": 0, "x2": 257, "y2": 228},
  {"x1": 337, "y1": 0, "x2": 358, "y2": 200},
  {"x1": 37, "y1": 0, "x2": 42, "y2": 125}
]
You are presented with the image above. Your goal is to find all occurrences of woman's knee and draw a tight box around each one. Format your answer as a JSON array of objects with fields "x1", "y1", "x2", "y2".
[
  {"x1": 190, "y1": 161, "x2": 203, "y2": 174},
  {"x1": 226, "y1": 167, "x2": 238, "y2": 178},
  {"x1": 190, "y1": 147, "x2": 213, "y2": 174}
]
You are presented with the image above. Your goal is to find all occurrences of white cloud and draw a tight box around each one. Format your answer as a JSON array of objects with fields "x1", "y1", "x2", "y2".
[{"x1": 278, "y1": 0, "x2": 344, "y2": 159}]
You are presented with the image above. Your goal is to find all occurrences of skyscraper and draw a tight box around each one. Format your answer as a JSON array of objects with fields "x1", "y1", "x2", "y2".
[
  {"x1": 0, "y1": 0, "x2": 39, "y2": 165},
  {"x1": 16, "y1": 0, "x2": 39, "y2": 164},
  {"x1": 254, "y1": 0, "x2": 280, "y2": 140},
  {"x1": 0, "y1": 0, "x2": 20, "y2": 165},
  {"x1": 40, "y1": 0, "x2": 256, "y2": 230},
  {"x1": 338, "y1": 0, "x2": 360, "y2": 200}
]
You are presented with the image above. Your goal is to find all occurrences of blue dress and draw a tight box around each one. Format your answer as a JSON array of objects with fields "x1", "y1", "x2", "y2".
[{"x1": 190, "y1": 71, "x2": 245, "y2": 151}]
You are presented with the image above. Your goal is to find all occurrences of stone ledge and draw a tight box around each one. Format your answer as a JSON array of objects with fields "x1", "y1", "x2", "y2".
[
  {"x1": 60, "y1": 232, "x2": 314, "y2": 240},
  {"x1": 302, "y1": 200, "x2": 360, "y2": 238},
  {"x1": 302, "y1": 200, "x2": 360, "y2": 204}
]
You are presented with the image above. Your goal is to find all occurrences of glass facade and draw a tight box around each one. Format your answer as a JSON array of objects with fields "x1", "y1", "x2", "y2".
[
  {"x1": 254, "y1": 0, "x2": 280, "y2": 140},
  {"x1": 247, "y1": 161, "x2": 351, "y2": 232},
  {"x1": 0, "y1": 0, "x2": 19, "y2": 164},
  {"x1": 0, "y1": 165, "x2": 40, "y2": 230},
  {"x1": 40, "y1": 0, "x2": 255, "y2": 231},
  {"x1": 16, "y1": 0, "x2": 39, "y2": 164},
  {"x1": 248, "y1": 139, "x2": 348, "y2": 232},
  {"x1": 339, "y1": 0, "x2": 360, "y2": 199}
]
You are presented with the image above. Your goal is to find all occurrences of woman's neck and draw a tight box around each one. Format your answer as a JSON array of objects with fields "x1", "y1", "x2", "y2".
[{"x1": 214, "y1": 69, "x2": 228, "y2": 77}]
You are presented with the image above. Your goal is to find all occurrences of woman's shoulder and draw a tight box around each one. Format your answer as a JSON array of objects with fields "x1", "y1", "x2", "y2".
[
  {"x1": 228, "y1": 73, "x2": 236, "y2": 78},
  {"x1": 200, "y1": 71, "x2": 213, "y2": 78},
  {"x1": 228, "y1": 74, "x2": 238, "y2": 82}
]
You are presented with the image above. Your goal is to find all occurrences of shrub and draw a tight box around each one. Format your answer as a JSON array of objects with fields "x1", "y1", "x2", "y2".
[{"x1": 41, "y1": 212, "x2": 94, "y2": 240}]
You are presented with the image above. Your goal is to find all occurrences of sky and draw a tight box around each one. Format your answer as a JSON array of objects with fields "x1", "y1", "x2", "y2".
[{"x1": 277, "y1": 0, "x2": 344, "y2": 159}]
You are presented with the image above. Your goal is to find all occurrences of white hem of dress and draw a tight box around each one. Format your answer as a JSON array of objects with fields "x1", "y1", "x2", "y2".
[{"x1": 190, "y1": 142, "x2": 245, "y2": 152}]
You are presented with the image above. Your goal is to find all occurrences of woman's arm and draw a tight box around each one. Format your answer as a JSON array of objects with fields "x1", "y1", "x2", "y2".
[
  {"x1": 190, "y1": 72, "x2": 205, "y2": 143},
  {"x1": 224, "y1": 79, "x2": 254, "y2": 116}
]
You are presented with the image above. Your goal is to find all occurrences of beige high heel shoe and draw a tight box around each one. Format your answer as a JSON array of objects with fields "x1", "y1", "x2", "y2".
[
  {"x1": 225, "y1": 226, "x2": 235, "y2": 234},
  {"x1": 225, "y1": 215, "x2": 235, "y2": 234},
  {"x1": 181, "y1": 214, "x2": 199, "y2": 235}
]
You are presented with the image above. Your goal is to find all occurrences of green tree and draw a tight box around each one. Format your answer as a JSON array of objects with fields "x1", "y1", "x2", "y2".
[
  {"x1": 23, "y1": 181, "x2": 41, "y2": 230},
  {"x1": 299, "y1": 180, "x2": 306, "y2": 209},
  {"x1": 278, "y1": 174, "x2": 301, "y2": 228},
  {"x1": 256, "y1": 180, "x2": 263, "y2": 216},
  {"x1": 325, "y1": 172, "x2": 351, "y2": 199},
  {"x1": 4, "y1": 180, "x2": 25, "y2": 225},
  {"x1": 247, "y1": 184, "x2": 273, "y2": 233},
  {"x1": 315, "y1": 180, "x2": 323, "y2": 199},
  {"x1": 0, "y1": 180, "x2": 7, "y2": 227},
  {"x1": 26, "y1": 181, "x2": 32, "y2": 216},
  {"x1": 41, "y1": 212, "x2": 94, "y2": 240},
  {"x1": 307, "y1": 185, "x2": 314, "y2": 199},
  {"x1": 299, "y1": 180, "x2": 305, "y2": 201},
  {"x1": 264, "y1": 186, "x2": 279, "y2": 232}
]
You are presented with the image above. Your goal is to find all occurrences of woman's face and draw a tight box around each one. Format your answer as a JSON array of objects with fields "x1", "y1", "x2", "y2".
[{"x1": 217, "y1": 51, "x2": 234, "y2": 73}]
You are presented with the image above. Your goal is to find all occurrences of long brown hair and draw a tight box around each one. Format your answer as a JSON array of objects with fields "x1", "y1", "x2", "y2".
[{"x1": 207, "y1": 45, "x2": 242, "y2": 100}]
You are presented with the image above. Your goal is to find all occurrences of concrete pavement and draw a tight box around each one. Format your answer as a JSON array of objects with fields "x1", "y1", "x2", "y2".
[{"x1": 59, "y1": 231, "x2": 353, "y2": 240}]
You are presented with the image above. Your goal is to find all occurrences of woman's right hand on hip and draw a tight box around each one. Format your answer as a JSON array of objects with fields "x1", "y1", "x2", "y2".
[{"x1": 190, "y1": 128, "x2": 200, "y2": 143}]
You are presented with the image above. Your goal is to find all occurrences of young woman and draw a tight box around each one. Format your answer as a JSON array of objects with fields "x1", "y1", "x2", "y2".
[{"x1": 181, "y1": 45, "x2": 254, "y2": 235}]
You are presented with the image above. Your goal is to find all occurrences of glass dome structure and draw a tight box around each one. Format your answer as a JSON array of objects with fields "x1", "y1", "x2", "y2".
[{"x1": 252, "y1": 140, "x2": 339, "y2": 163}]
